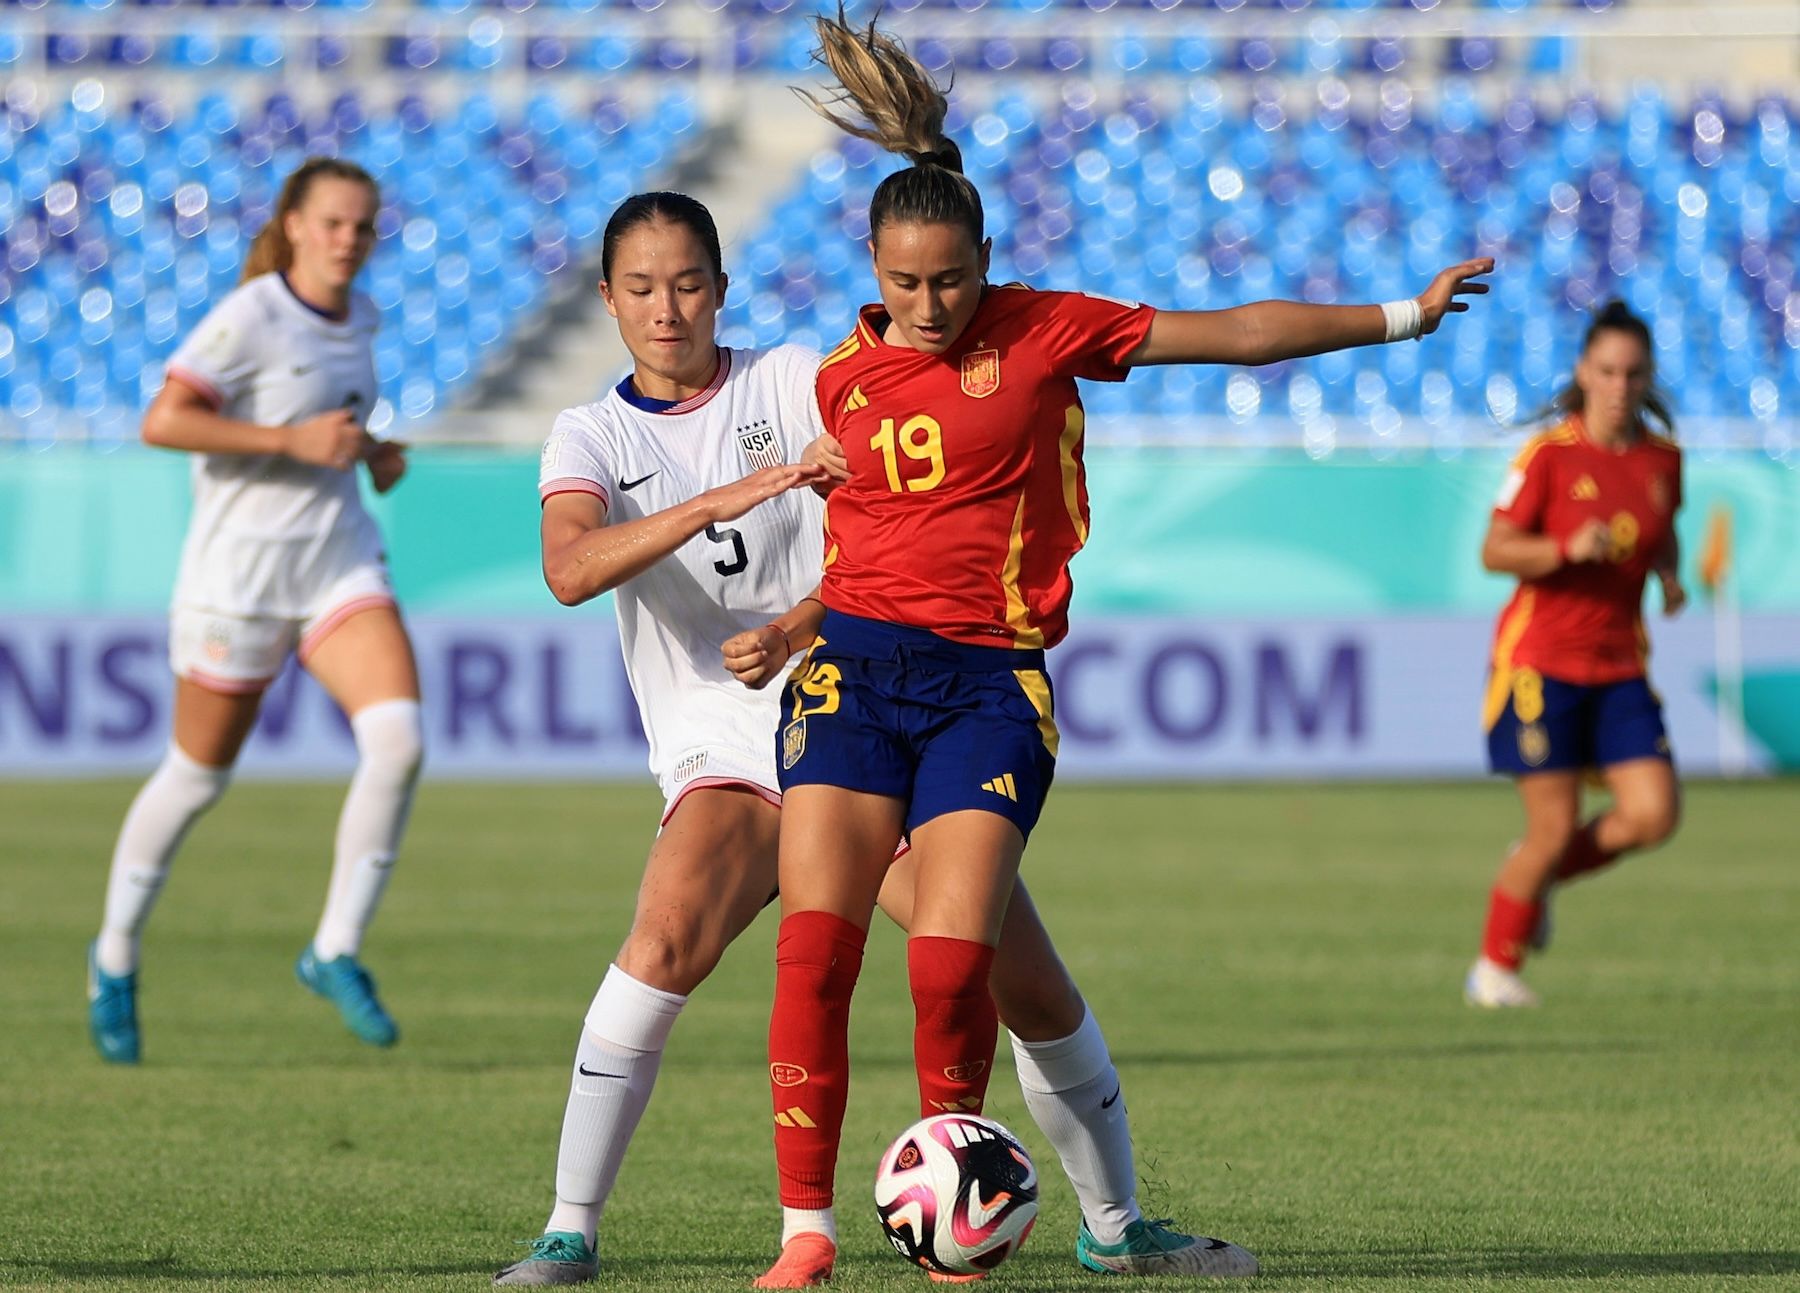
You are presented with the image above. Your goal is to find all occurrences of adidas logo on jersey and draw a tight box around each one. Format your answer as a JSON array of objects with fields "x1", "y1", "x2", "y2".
[
  {"x1": 981, "y1": 773, "x2": 1019, "y2": 801},
  {"x1": 843, "y1": 386, "x2": 869, "y2": 413},
  {"x1": 1571, "y1": 474, "x2": 1600, "y2": 501}
]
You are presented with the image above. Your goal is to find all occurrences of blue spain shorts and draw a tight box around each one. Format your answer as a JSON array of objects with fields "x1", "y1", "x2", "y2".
[
  {"x1": 776, "y1": 609, "x2": 1060, "y2": 841},
  {"x1": 1486, "y1": 667, "x2": 1672, "y2": 775}
]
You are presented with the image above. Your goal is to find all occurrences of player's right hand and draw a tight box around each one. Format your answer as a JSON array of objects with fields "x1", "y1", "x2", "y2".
[
  {"x1": 1562, "y1": 518, "x2": 1612, "y2": 564},
  {"x1": 722, "y1": 623, "x2": 790, "y2": 690},
  {"x1": 702, "y1": 464, "x2": 829, "y2": 523},
  {"x1": 801, "y1": 433, "x2": 850, "y2": 495},
  {"x1": 284, "y1": 409, "x2": 365, "y2": 471}
]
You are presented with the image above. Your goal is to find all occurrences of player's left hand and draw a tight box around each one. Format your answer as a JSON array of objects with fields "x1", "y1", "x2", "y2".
[
  {"x1": 1417, "y1": 258, "x2": 1496, "y2": 336},
  {"x1": 1660, "y1": 573, "x2": 1688, "y2": 617},
  {"x1": 363, "y1": 436, "x2": 408, "y2": 494},
  {"x1": 722, "y1": 623, "x2": 792, "y2": 690},
  {"x1": 801, "y1": 433, "x2": 849, "y2": 495}
]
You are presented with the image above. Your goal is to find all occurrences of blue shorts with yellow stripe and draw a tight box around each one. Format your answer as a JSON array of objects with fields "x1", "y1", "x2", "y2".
[
  {"x1": 1485, "y1": 666, "x2": 1671, "y2": 775},
  {"x1": 777, "y1": 609, "x2": 1060, "y2": 840}
]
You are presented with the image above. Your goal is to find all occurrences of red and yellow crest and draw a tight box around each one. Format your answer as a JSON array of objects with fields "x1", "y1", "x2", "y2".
[{"x1": 960, "y1": 348, "x2": 1001, "y2": 399}]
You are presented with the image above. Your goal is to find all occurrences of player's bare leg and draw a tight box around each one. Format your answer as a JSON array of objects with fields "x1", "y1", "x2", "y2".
[
  {"x1": 90, "y1": 678, "x2": 263, "y2": 1064},
  {"x1": 1469, "y1": 771, "x2": 1582, "y2": 1007},
  {"x1": 296, "y1": 604, "x2": 424, "y2": 1046},
  {"x1": 498, "y1": 788, "x2": 781, "y2": 1286},
  {"x1": 879, "y1": 865, "x2": 1257, "y2": 1276}
]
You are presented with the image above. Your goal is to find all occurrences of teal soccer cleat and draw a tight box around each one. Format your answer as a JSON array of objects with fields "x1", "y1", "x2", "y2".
[
  {"x1": 492, "y1": 1232, "x2": 599, "y2": 1286},
  {"x1": 87, "y1": 942, "x2": 140, "y2": 1065},
  {"x1": 1077, "y1": 1218, "x2": 1259, "y2": 1278},
  {"x1": 295, "y1": 946, "x2": 399, "y2": 1047}
]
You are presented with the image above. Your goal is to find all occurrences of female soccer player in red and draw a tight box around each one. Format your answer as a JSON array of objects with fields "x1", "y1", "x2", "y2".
[
  {"x1": 752, "y1": 14, "x2": 1493, "y2": 1286},
  {"x1": 1465, "y1": 300, "x2": 1685, "y2": 1009}
]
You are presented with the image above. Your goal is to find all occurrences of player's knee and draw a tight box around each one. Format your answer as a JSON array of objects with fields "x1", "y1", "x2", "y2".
[
  {"x1": 351, "y1": 699, "x2": 425, "y2": 787},
  {"x1": 1619, "y1": 797, "x2": 1680, "y2": 850},
  {"x1": 618, "y1": 927, "x2": 720, "y2": 996},
  {"x1": 1524, "y1": 814, "x2": 1579, "y2": 858}
]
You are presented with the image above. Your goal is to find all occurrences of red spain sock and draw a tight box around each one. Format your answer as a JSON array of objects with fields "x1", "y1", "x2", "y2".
[
  {"x1": 1481, "y1": 888, "x2": 1542, "y2": 971},
  {"x1": 769, "y1": 911, "x2": 867, "y2": 1210},
  {"x1": 908, "y1": 936, "x2": 998, "y2": 1118},
  {"x1": 1554, "y1": 820, "x2": 1621, "y2": 882}
]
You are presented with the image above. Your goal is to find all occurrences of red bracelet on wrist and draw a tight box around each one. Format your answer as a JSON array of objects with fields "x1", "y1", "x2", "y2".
[{"x1": 766, "y1": 623, "x2": 793, "y2": 658}]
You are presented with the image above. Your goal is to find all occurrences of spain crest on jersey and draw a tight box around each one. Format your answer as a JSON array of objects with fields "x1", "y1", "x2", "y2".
[
  {"x1": 960, "y1": 348, "x2": 1001, "y2": 399},
  {"x1": 736, "y1": 418, "x2": 785, "y2": 469}
]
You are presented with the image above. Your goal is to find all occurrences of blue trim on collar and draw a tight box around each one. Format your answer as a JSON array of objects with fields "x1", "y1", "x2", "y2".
[
  {"x1": 614, "y1": 374, "x2": 683, "y2": 414},
  {"x1": 279, "y1": 273, "x2": 351, "y2": 323}
]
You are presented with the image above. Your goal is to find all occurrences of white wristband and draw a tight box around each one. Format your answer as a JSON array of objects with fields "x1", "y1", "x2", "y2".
[{"x1": 1381, "y1": 298, "x2": 1424, "y2": 343}]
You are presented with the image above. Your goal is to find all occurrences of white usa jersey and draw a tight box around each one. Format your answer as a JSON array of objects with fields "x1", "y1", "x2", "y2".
[
  {"x1": 539, "y1": 345, "x2": 827, "y2": 805},
  {"x1": 165, "y1": 272, "x2": 386, "y2": 618}
]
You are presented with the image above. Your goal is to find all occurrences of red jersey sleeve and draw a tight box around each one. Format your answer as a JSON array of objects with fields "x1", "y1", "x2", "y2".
[
  {"x1": 1493, "y1": 438, "x2": 1554, "y2": 532},
  {"x1": 1024, "y1": 289, "x2": 1156, "y2": 382}
]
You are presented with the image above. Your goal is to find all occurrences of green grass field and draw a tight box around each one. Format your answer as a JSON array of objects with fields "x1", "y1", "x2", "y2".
[{"x1": 3, "y1": 780, "x2": 1796, "y2": 1292}]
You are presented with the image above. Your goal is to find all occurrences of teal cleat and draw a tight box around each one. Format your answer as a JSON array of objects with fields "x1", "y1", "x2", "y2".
[
  {"x1": 87, "y1": 942, "x2": 140, "y2": 1065},
  {"x1": 1076, "y1": 1218, "x2": 1259, "y2": 1278},
  {"x1": 295, "y1": 946, "x2": 399, "y2": 1047},
  {"x1": 492, "y1": 1231, "x2": 599, "y2": 1286}
]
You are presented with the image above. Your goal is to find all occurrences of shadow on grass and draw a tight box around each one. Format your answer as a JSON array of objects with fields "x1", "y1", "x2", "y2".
[
  {"x1": 1112, "y1": 1038, "x2": 1660, "y2": 1068},
  {"x1": 0, "y1": 1255, "x2": 497, "y2": 1282},
  {"x1": 1278, "y1": 1248, "x2": 1800, "y2": 1280}
]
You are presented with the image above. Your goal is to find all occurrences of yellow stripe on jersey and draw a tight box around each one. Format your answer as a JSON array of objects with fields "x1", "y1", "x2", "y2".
[
  {"x1": 1057, "y1": 403, "x2": 1089, "y2": 546},
  {"x1": 855, "y1": 315, "x2": 881, "y2": 348},
  {"x1": 1000, "y1": 493, "x2": 1047, "y2": 650},
  {"x1": 1509, "y1": 425, "x2": 1577, "y2": 473},
  {"x1": 1014, "y1": 669, "x2": 1060, "y2": 759},
  {"x1": 819, "y1": 338, "x2": 862, "y2": 374},
  {"x1": 1482, "y1": 589, "x2": 1536, "y2": 731}
]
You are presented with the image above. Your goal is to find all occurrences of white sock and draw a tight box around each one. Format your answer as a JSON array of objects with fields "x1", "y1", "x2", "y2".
[
  {"x1": 1011, "y1": 1008, "x2": 1141, "y2": 1245},
  {"x1": 781, "y1": 1208, "x2": 837, "y2": 1247},
  {"x1": 545, "y1": 965, "x2": 688, "y2": 1247},
  {"x1": 312, "y1": 699, "x2": 423, "y2": 960},
  {"x1": 95, "y1": 744, "x2": 232, "y2": 976}
]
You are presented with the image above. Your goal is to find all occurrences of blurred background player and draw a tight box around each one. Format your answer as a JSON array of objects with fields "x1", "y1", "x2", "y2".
[
  {"x1": 496, "y1": 190, "x2": 1256, "y2": 1286},
  {"x1": 86, "y1": 157, "x2": 424, "y2": 1062},
  {"x1": 1468, "y1": 299, "x2": 1686, "y2": 1009},
  {"x1": 756, "y1": 12, "x2": 1491, "y2": 1287}
]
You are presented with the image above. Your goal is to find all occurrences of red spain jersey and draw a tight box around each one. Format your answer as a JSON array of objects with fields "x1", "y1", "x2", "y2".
[
  {"x1": 812, "y1": 286, "x2": 1155, "y2": 649},
  {"x1": 1488, "y1": 416, "x2": 1683, "y2": 687}
]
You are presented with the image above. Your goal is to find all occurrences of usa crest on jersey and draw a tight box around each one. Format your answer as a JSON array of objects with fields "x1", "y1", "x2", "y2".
[{"x1": 736, "y1": 418, "x2": 785, "y2": 469}]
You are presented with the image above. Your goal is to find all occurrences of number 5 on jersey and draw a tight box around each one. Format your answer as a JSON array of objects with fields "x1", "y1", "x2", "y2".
[{"x1": 872, "y1": 415, "x2": 945, "y2": 493}]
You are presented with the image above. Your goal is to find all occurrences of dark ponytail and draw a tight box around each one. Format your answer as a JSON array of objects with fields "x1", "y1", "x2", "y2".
[
  {"x1": 1544, "y1": 299, "x2": 1677, "y2": 437},
  {"x1": 798, "y1": 7, "x2": 984, "y2": 250}
]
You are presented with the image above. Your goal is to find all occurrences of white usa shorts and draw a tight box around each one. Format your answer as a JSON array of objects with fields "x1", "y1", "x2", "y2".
[
  {"x1": 169, "y1": 561, "x2": 395, "y2": 694},
  {"x1": 651, "y1": 685, "x2": 788, "y2": 826}
]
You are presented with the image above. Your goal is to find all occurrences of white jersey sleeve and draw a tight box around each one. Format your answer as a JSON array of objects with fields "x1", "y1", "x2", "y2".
[
  {"x1": 539, "y1": 406, "x2": 615, "y2": 514},
  {"x1": 766, "y1": 344, "x2": 829, "y2": 458},
  {"x1": 166, "y1": 290, "x2": 262, "y2": 408}
]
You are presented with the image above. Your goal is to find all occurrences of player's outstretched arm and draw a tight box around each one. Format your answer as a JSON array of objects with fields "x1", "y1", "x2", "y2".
[
  {"x1": 722, "y1": 587, "x2": 827, "y2": 690},
  {"x1": 542, "y1": 464, "x2": 827, "y2": 607},
  {"x1": 143, "y1": 377, "x2": 366, "y2": 470},
  {"x1": 1127, "y1": 257, "x2": 1494, "y2": 368}
]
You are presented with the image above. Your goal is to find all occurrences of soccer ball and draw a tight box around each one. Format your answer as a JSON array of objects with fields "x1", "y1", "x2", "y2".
[{"x1": 873, "y1": 1113, "x2": 1039, "y2": 1276}]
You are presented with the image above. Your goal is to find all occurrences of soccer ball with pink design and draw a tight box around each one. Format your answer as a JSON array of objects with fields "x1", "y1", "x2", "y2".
[{"x1": 874, "y1": 1113, "x2": 1039, "y2": 1277}]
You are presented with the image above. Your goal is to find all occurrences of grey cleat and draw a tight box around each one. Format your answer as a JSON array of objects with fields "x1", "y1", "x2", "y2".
[{"x1": 493, "y1": 1231, "x2": 599, "y2": 1286}]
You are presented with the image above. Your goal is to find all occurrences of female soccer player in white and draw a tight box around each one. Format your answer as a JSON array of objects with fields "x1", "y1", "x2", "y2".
[
  {"x1": 493, "y1": 191, "x2": 1251, "y2": 1285},
  {"x1": 87, "y1": 157, "x2": 424, "y2": 1063}
]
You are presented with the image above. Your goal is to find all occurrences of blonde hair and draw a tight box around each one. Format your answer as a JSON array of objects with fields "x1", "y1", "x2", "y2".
[
  {"x1": 241, "y1": 156, "x2": 379, "y2": 284},
  {"x1": 797, "y1": 8, "x2": 983, "y2": 245}
]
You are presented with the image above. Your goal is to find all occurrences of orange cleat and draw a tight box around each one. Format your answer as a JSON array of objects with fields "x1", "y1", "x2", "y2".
[
  {"x1": 928, "y1": 1271, "x2": 986, "y2": 1283},
  {"x1": 753, "y1": 1233, "x2": 837, "y2": 1288}
]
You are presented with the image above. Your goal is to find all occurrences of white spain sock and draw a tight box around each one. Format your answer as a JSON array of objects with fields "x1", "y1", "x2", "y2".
[
  {"x1": 311, "y1": 699, "x2": 423, "y2": 960},
  {"x1": 1010, "y1": 1008, "x2": 1142, "y2": 1244},
  {"x1": 95, "y1": 744, "x2": 232, "y2": 976},
  {"x1": 545, "y1": 965, "x2": 688, "y2": 1247}
]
